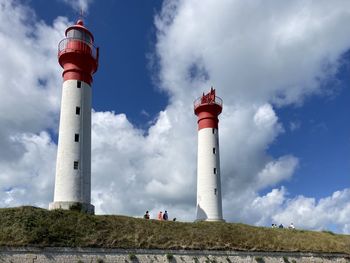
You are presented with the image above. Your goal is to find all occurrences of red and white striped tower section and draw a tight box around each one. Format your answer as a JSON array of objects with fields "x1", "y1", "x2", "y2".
[
  {"x1": 194, "y1": 88, "x2": 224, "y2": 221},
  {"x1": 49, "y1": 20, "x2": 99, "y2": 214}
]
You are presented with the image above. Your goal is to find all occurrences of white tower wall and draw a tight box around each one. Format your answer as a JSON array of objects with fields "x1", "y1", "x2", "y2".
[
  {"x1": 49, "y1": 79, "x2": 94, "y2": 213},
  {"x1": 196, "y1": 127, "x2": 223, "y2": 221}
]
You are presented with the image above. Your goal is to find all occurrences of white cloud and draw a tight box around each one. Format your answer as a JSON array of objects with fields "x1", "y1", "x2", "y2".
[
  {"x1": 91, "y1": 108, "x2": 197, "y2": 219},
  {"x1": 272, "y1": 189, "x2": 350, "y2": 233},
  {"x1": 0, "y1": 0, "x2": 350, "y2": 234},
  {"x1": 256, "y1": 156, "x2": 298, "y2": 189},
  {"x1": 249, "y1": 188, "x2": 287, "y2": 226},
  {"x1": 0, "y1": 132, "x2": 56, "y2": 208},
  {"x1": 155, "y1": 0, "x2": 350, "y2": 106},
  {"x1": 61, "y1": 0, "x2": 93, "y2": 13},
  {"x1": 0, "y1": 0, "x2": 67, "y2": 158},
  {"x1": 0, "y1": 0, "x2": 64, "y2": 206},
  {"x1": 222, "y1": 187, "x2": 350, "y2": 233}
]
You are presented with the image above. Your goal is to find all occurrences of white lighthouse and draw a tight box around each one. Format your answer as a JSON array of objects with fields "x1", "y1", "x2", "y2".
[
  {"x1": 194, "y1": 88, "x2": 224, "y2": 221},
  {"x1": 49, "y1": 20, "x2": 99, "y2": 214}
]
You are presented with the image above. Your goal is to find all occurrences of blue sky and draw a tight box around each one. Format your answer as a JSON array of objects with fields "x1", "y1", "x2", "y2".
[
  {"x1": 270, "y1": 58, "x2": 350, "y2": 199},
  {"x1": 0, "y1": 0, "x2": 350, "y2": 233}
]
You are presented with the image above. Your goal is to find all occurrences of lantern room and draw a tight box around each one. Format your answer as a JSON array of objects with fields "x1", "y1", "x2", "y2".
[
  {"x1": 65, "y1": 19, "x2": 94, "y2": 43},
  {"x1": 58, "y1": 19, "x2": 99, "y2": 84}
]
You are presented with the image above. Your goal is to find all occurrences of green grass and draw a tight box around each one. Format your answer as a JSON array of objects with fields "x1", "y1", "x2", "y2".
[{"x1": 0, "y1": 206, "x2": 350, "y2": 254}]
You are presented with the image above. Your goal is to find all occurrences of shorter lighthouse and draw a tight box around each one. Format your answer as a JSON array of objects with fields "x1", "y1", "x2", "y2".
[
  {"x1": 194, "y1": 88, "x2": 224, "y2": 221},
  {"x1": 49, "y1": 19, "x2": 98, "y2": 214}
]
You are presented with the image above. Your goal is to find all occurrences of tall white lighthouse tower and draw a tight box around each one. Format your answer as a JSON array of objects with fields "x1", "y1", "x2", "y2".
[
  {"x1": 194, "y1": 88, "x2": 224, "y2": 221},
  {"x1": 49, "y1": 20, "x2": 99, "y2": 214}
]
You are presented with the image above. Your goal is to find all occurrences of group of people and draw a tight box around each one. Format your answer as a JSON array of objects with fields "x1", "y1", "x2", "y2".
[
  {"x1": 143, "y1": 210, "x2": 176, "y2": 221},
  {"x1": 272, "y1": 223, "x2": 295, "y2": 229},
  {"x1": 157, "y1": 210, "x2": 169, "y2": 220}
]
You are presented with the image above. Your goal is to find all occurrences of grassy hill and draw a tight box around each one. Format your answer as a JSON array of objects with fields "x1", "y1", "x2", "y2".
[{"x1": 0, "y1": 206, "x2": 349, "y2": 254}]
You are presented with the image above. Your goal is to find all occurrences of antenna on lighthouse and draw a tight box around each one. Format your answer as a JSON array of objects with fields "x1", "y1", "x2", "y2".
[{"x1": 78, "y1": 7, "x2": 86, "y2": 21}]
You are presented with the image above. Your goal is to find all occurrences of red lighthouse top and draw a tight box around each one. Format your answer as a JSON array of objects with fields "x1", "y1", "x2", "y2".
[
  {"x1": 58, "y1": 19, "x2": 99, "y2": 85},
  {"x1": 194, "y1": 88, "x2": 223, "y2": 130}
]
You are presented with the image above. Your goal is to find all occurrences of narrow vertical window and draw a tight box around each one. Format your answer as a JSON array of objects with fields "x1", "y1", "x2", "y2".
[
  {"x1": 214, "y1": 168, "x2": 216, "y2": 174},
  {"x1": 212, "y1": 128, "x2": 215, "y2": 134},
  {"x1": 214, "y1": 188, "x2": 217, "y2": 195},
  {"x1": 213, "y1": 147, "x2": 216, "y2": 154},
  {"x1": 76, "y1": 107, "x2": 80, "y2": 115},
  {"x1": 77, "y1": 81, "x2": 81, "y2": 88},
  {"x1": 73, "y1": 161, "x2": 79, "y2": 170},
  {"x1": 74, "y1": 133, "x2": 79, "y2": 142}
]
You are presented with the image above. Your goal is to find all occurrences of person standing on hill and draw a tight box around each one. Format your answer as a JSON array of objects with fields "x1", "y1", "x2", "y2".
[
  {"x1": 144, "y1": 211, "x2": 150, "y2": 219},
  {"x1": 158, "y1": 211, "x2": 163, "y2": 220},
  {"x1": 163, "y1": 210, "x2": 168, "y2": 221}
]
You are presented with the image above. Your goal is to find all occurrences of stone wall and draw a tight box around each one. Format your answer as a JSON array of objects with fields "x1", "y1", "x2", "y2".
[{"x1": 0, "y1": 247, "x2": 349, "y2": 263}]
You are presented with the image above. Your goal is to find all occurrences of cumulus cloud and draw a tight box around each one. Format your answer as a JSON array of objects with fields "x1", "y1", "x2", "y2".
[
  {"x1": 256, "y1": 156, "x2": 298, "y2": 189},
  {"x1": 0, "y1": 132, "x2": 56, "y2": 208},
  {"x1": 0, "y1": 2, "x2": 67, "y2": 129},
  {"x1": 0, "y1": 0, "x2": 66, "y2": 203},
  {"x1": 155, "y1": 0, "x2": 350, "y2": 106},
  {"x1": 91, "y1": 107, "x2": 197, "y2": 220},
  {"x1": 1, "y1": 0, "x2": 350, "y2": 234},
  {"x1": 262, "y1": 188, "x2": 350, "y2": 233},
  {"x1": 222, "y1": 187, "x2": 350, "y2": 233}
]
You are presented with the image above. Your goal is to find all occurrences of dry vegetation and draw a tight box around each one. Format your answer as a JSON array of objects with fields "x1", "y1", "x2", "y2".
[{"x1": 0, "y1": 206, "x2": 349, "y2": 254}]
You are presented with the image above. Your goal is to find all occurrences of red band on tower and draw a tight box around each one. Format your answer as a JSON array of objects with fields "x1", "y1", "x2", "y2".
[{"x1": 194, "y1": 88, "x2": 223, "y2": 130}]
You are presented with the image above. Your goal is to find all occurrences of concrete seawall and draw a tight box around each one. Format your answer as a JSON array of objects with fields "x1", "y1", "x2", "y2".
[{"x1": 0, "y1": 247, "x2": 349, "y2": 262}]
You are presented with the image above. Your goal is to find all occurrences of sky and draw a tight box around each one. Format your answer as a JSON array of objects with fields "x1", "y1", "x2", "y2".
[{"x1": 0, "y1": 0, "x2": 349, "y2": 233}]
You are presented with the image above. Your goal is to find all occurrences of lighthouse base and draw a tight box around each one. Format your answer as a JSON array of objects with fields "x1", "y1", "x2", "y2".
[{"x1": 49, "y1": 201, "x2": 95, "y2": 214}]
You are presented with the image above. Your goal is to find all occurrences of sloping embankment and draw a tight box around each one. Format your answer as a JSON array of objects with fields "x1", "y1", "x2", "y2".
[{"x1": 0, "y1": 206, "x2": 349, "y2": 261}]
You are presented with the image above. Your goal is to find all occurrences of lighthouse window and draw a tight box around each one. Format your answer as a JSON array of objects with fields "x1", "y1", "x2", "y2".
[
  {"x1": 213, "y1": 147, "x2": 216, "y2": 154},
  {"x1": 76, "y1": 107, "x2": 81, "y2": 115},
  {"x1": 77, "y1": 81, "x2": 81, "y2": 88},
  {"x1": 74, "y1": 133, "x2": 79, "y2": 142},
  {"x1": 67, "y1": 30, "x2": 74, "y2": 38},
  {"x1": 214, "y1": 168, "x2": 216, "y2": 174},
  {"x1": 73, "y1": 161, "x2": 79, "y2": 170},
  {"x1": 84, "y1": 33, "x2": 92, "y2": 43},
  {"x1": 67, "y1": 29, "x2": 92, "y2": 43},
  {"x1": 212, "y1": 128, "x2": 215, "y2": 134},
  {"x1": 67, "y1": 29, "x2": 83, "y2": 40},
  {"x1": 214, "y1": 188, "x2": 217, "y2": 195}
]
